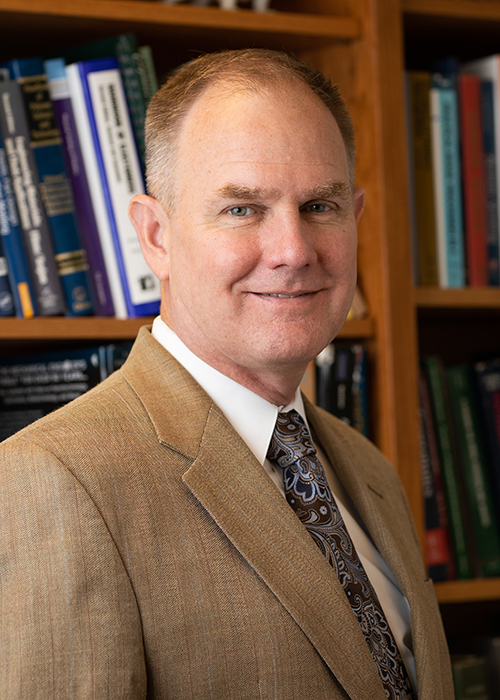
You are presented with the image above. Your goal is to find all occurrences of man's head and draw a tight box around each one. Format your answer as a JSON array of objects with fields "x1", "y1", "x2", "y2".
[
  {"x1": 130, "y1": 49, "x2": 364, "y2": 405},
  {"x1": 145, "y1": 48, "x2": 357, "y2": 213}
]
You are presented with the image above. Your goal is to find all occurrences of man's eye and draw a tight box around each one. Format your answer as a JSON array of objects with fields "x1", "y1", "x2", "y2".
[
  {"x1": 306, "y1": 203, "x2": 330, "y2": 213},
  {"x1": 228, "y1": 206, "x2": 253, "y2": 217}
]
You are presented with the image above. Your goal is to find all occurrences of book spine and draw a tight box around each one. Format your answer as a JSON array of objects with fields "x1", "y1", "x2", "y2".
[
  {"x1": 473, "y1": 359, "x2": 500, "y2": 516},
  {"x1": 0, "y1": 80, "x2": 65, "y2": 315},
  {"x1": 66, "y1": 62, "x2": 128, "y2": 318},
  {"x1": 408, "y1": 71, "x2": 439, "y2": 286},
  {"x1": 481, "y1": 80, "x2": 500, "y2": 286},
  {"x1": 458, "y1": 73, "x2": 488, "y2": 286},
  {"x1": 351, "y1": 344, "x2": 369, "y2": 437},
  {"x1": 0, "y1": 234, "x2": 14, "y2": 316},
  {"x1": 79, "y1": 59, "x2": 160, "y2": 317},
  {"x1": 430, "y1": 76, "x2": 466, "y2": 287},
  {"x1": 419, "y1": 370, "x2": 455, "y2": 581},
  {"x1": 10, "y1": 59, "x2": 94, "y2": 316},
  {"x1": 0, "y1": 132, "x2": 36, "y2": 317},
  {"x1": 44, "y1": 58, "x2": 115, "y2": 316},
  {"x1": 135, "y1": 45, "x2": 159, "y2": 107},
  {"x1": 422, "y1": 356, "x2": 472, "y2": 579},
  {"x1": 446, "y1": 364, "x2": 500, "y2": 577}
]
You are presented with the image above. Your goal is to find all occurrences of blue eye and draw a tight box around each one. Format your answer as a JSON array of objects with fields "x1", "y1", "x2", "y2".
[
  {"x1": 229, "y1": 206, "x2": 251, "y2": 217},
  {"x1": 307, "y1": 203, "x2": 329, "y2": 213}
]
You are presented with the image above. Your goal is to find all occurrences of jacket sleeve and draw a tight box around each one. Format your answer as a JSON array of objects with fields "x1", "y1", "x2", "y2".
[{"x1": 0, "y1": 436, "x2": 147, "y2": 699}]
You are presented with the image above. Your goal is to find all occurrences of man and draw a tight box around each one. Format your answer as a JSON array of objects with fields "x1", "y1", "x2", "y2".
[{"x1": 0, "y1": 49, "x2": 452, "y2": 699}]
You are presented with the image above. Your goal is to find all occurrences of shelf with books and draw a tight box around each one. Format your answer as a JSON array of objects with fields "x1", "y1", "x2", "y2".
[
  {"x1": 435, "y1": 578, "x2": 500, "y2": 605},
  {"x1": 0, "y1": 0, "x2": 359, "y2": 65},
  {"x1": 0, "y1": 316, "x2": 377, "y2": 343},
  {"x1": 415, "y1": 287, "x2": 500, "y2": 309}
]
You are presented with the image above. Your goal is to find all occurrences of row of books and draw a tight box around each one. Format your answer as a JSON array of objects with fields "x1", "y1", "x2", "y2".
[
  {"x1": 450, "y1": 637, "x2": 500, "y2": 700},
  {"x1": 419, "y1": 355, "x2": 500, "y2": 582},
  {"x1": 0, "y1": 339, "x2": 369, "y2": 443},
  {"x1": 0, "y1": 33, "x2": 161, "y2": 319},
  {"x1": 301, "y1": 342, "x2": 369, "y2": 438},
  {"x1": 406, "y1": 55, "x2": 500, "y2": 288},
  {"x1": 0, "y1": 342, "x2": 132, "y2": 442}
]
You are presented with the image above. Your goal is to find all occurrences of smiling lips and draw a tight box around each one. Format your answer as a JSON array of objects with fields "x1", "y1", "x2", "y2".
[{"x1": 255, "y1": 291, "x2": 316, "y2": 298}]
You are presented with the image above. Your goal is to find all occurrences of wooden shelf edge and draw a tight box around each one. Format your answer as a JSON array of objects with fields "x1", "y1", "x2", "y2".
[
  {"x1": 415, "y1": 286, "x2": 500, "y2": 309},
  {"x1": 0, "y1": 315, "x2": 376, "y2": 341},
  {"x1": 402, "y1": 0, "x2": 500, "y2": 22},
  {"x1": 435, "y1": 577, "x2": 500, "y2": 604},
  {"x1": 0, "y1": 0, "x2": 360, "y2": 40}
]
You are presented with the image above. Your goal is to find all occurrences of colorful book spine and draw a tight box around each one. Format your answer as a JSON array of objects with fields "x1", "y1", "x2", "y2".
[
  {"x1": 407, "y1": 71, "x2": 438, "y2": 287},
  {"x1": 0, "y1": 79, "x2": 64, "y2": 315},
  {"x1": 0, "y1": 234, "x2": 14, "y2": 316},
  {"x1": 458, "y1": 73, "x2": 488, "y2": 286},
  {"x1": 0, "y1": 130, "x2": 36, "y2": 317},
  {"x1": 481, "y1": 80, "x2": 500, "y2": 286},
  {"x1": 446, "y1": 364, "x2": 500, "y2": 578},
  {"x1": 8, "y1": 57, "x2": 94, "y2": 316},
  {"x1": 429, "y1": 72, "x2": 466, "y2": 287},
  {"x1": 44, "y1": 58, "x2": 114, "y2": 316},
  {"x1": 422, "y1": 356, "x2": 472, "y2": 579},
  {"x1": 66, "y1": 58, "x2": 160, "y2": 318},
  {"x1": 418, "y1": 370, "x2": 455, "y2": 581}
]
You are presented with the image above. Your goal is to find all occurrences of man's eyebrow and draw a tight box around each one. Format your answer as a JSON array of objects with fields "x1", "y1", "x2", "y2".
[{"x1": 212, "y1": 181, "x2": 351, "y2": 201}]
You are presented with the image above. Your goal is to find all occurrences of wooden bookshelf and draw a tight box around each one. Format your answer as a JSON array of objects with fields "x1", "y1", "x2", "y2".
[
  {"x1": 436, "y1": 578, "x2": 500, "y2": 605},
  {"x1": 415, "y1": 287, "x2": 500, "y2": 309}
]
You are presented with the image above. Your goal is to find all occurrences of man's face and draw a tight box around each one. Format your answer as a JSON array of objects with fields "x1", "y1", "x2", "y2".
[{"x1": 158, "y1": 81, "x2": 364, "y2": 387}]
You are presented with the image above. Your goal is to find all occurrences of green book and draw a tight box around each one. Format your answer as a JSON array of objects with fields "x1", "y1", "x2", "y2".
[
  {"x1": 452, "y1": 655, "x2": 490, "y2": 700},
  {"x1": 446, "y1": 364, "x2": 500, "y2": 578},
  {"x1": 422, "y1": 356, "x2": 472, "y2": 579}
]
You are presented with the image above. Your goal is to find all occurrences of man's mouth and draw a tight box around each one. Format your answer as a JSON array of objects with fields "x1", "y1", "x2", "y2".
[{"x1": 255, "y1": 292, "x2": 310, "y2": 299}]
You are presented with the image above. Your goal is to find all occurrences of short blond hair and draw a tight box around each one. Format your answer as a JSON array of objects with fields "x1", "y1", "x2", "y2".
[{"x1": 145, "y1": 48, "x2": 356, "y2": 210}]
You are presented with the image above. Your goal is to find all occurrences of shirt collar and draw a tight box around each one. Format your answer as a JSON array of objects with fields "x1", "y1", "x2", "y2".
[{"x1": 151, "y1": 317, "x2": 307, "y2": 465}]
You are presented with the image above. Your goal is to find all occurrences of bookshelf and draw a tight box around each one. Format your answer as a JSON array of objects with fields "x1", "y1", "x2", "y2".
[
  {"x1": 402, "y1": 0, "x2": 500, "y2": 622},
  {"x1": 10, "y1": 0, "x2": 500, "y2": 624}
]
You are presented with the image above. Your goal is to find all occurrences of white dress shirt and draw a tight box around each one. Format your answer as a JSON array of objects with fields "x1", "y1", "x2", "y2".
[{"x1": 151, "y1": 317, "x2": 416, "y2": 691}]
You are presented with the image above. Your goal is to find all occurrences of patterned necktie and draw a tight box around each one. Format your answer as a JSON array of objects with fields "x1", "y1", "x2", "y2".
[{"x1": 267, "y1": 410, "x2": 415, "y2": 700}]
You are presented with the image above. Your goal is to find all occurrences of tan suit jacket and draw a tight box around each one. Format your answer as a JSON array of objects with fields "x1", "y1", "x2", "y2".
[{"x1": 0, "y1": 327, "x2": 453, "y2": 699}]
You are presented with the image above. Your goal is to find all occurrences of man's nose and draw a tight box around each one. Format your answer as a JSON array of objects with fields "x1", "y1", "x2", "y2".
[{"x1": 262, "y1": 212, "x2": 318, "y2": 270}]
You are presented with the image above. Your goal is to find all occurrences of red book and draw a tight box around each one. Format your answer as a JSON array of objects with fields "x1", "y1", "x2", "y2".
[{"x1": 458, "y1": 73, "x2": 488, "y2": 286}]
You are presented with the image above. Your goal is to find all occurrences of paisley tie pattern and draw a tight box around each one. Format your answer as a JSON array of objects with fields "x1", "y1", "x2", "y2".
[{"x1": 267, "y1": 410, "x2": 415, "y2": 700}]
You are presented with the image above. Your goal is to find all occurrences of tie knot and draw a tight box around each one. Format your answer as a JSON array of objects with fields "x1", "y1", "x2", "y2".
[{"x1": 267, "y1": 410, "x2": 316, "y2": 468}]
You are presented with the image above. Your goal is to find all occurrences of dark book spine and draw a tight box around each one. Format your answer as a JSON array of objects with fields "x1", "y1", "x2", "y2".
[
  {"x1": 10, "y1": 59, "x2": 94, "y2": 316},
  {"x1": 481, "y1": 80, "x2": 500, "y2": 286},
  {"x1": 0, "y1": 234, "x2": 14, "y2": 316},
  {"x1": 0, "y1": 80, "x2": 64, "y2": 315}
]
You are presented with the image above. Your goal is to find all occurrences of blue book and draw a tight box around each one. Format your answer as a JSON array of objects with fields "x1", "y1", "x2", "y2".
[
  {"x1": 481, "y1": 80, "x2": 500, "y2": 286},
  {"x1": 44, "y1": 58, "x2": 115, "y2": 316},
  {"x1": 66, "y1": 57, "x2": 160, "y2": 318},
  {"x1": 8, "y1": 57, "x2": 94, "y2": 316},
  {"x1": 0, "y1": 234, "x2": 14, "y2": 316},
  {"x1": 0, "y1": 131, "x2": 36, "y2": 317},
  {"x1": 429, "y1": 71, "x2": 466, "y2": 287}
]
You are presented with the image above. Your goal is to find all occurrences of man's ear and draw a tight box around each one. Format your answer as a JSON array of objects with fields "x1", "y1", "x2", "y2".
[
  {"x1": 353, "y1": 187, "x2": 365, "y2": 224},
  {"x1": 129, "y1": 194, "x2": 171, "y2": 281}
]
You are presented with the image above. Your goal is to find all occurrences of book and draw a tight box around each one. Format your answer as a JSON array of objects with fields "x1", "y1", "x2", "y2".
[
  {"x1": 316, "y1": 343, "x2": 369, "y2": 436},
  {"x1": 446, "y1": 364, "x2": 500, "y2": 578},
  {"x1": 135, "y1": 45, "x2": 159, "y2": 108},
  {"x1": 66, "y1": 58, "x2": 160, "y2": 318},
  {"x1": 407, "y1": 71, "x2": 439, "y2": 286},
  {"x1": 464, "y1": 54, "x2": 500, "y2": 286},
  {"x1": 429, "y1": 70, "x2": 466, "y2": 287},
  {"x1": 48, "y1": 33, "x2": 149, "y2": 170},
  {"x1": 473, "y1": 358, "x2": 500, "y2": 517},
  {"x1": 422, "y1": 356, "x2": 472, "y2": 579},
  {"x1": 458, "y1": 73, "x2": 488, "y2": 286},
  {"x1": 451, "y1": 655, "x2": 490, "y2": 700},
  {"x1": 0, "y1": 130, "x2": 36, "y2": 317},
  {"x1": 418, "y1": 370, "x2": 455, "y2": 581},
  {"x1": 0, "y1": 233, "x2": 14, "y2": 315},
  {"x1": 44, "y1": 57, "x2": 114, "y2": 316},
  {"x1": 480, "y1": 80, "x2": 500, "y2": 286},
  {"x1": 7, "y1": 57, "x2": 94, "y2": 316},
  {"x1": 0, "y1": 79, "x2": 65, "y2": 316},
  {"x1": 0, "y1": 342, "x2": 132, "y2": 442}
]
